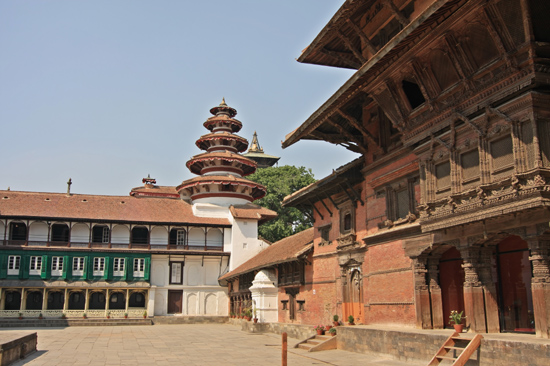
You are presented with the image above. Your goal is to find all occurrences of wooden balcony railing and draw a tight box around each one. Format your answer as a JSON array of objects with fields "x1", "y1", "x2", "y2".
[{"x1": 1, "y1": 240, "x2": 224, "y2": 252}]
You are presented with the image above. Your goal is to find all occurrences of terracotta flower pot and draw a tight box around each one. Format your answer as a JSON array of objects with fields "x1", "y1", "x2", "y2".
[
  {"x1": 453, "y1": 324, "x2": 464, "y2": 333},
  {"x1": 333, "y1": 321, "x2": 339, "y2": 327},
  {"x1": 316, "y1": 329, "x2": 324, "y2": 335},
  {"x1": 253, "y1": 318, "x2": 258, "y2": 324},
  {"x1": 325, "y1": 325, "x2": 332, "y2": 331}
]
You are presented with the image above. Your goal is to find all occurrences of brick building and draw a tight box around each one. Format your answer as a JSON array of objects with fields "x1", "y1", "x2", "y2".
[{"x1": 225, "y1": 0, "x2": 550, "y2": 339}]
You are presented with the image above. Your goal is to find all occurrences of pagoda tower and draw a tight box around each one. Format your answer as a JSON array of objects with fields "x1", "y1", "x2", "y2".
[
  {"x1": 177, "y1": 99, "x2": 267, "y2": 205},
  {"x1": 242, "y1": 131, "x2": 280, "y2": 168}
]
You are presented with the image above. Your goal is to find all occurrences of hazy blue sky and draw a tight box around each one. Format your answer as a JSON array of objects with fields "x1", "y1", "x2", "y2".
[{"x1": 0, "y1": 1, "x2": 357, "y2": 196}]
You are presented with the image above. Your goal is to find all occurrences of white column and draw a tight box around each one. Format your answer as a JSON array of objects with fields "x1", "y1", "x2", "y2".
[
  {"x1": 147, "y1": 287, "x2": 156, "y2": 317},
  {"x1": 249, "y1": 269, "x2": 278, "y2": 323}
]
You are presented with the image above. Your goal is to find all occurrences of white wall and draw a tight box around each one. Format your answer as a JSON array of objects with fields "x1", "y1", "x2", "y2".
[
  {"x1": 71, "y1": 223, "x2": 89, "y2": 243},
  {"x1": 150, "y1": 226, "x2": 168, "y2": 245},
  {"x1": 228, "y1": 217, "x2": 264, "y2": 270},
  {"x1": 149, "y1": 254, "x2": 229, "y2": 316},
  {"x1": 28, "y1": 221, "x2": 48, "y2": 242},
  {"x1": 111, "y1": 224, "x2": 130, "y2": 244}
]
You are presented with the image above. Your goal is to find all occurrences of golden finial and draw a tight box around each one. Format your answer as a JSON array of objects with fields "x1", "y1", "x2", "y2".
[{"x1": 220, "y1": 97, "x2": 227, "y2": 106}]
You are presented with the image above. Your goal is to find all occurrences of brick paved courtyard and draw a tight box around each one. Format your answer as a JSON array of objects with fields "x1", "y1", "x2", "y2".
[{"x1": 1, "y1": 324, "x2": 423, "y2": 366}]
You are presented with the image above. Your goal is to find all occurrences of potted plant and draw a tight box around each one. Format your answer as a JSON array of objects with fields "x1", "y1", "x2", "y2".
[
  {"x1": 18, "y1": 312, "x2": 23, "y2": 320},
  {"x1": 61, "y1": 313, "x2": 66, "y2": 319},
  {"x1": 124, "y1": 312, "x2": 128, "y2": 319},
  {"x1": 328, "y1": 327, "x2": 337, "y2": 337},
  {"x1": 106, "y1": 311, "x2": 110, "y2": 319},
  {"x1": 253, "y1": 308, "x2": 258, "y2": 324},
  {"x1": 39, "y1": 313, "x2": 43, "y2": 319},
  {"x1": 348, "y1": 315, "x2": 355, "y2": 325},
  {"x1": 449, "y1": 310, "x2": 466, "y2": 332},
  {"x1": 313, "y1": 325, "x2": 325, "y2": 335},
  {"x1": 143, "y1": 310, "x2": 147, "y2": 319},
  {"x1": 333, "y1": 314, "x2": 339, "y2": 327},
  {"x1": 325, "y1": 324, "x2": 332, "y2": 331},
  {"x1": 82, "y1": 312, "x2": 87, "y2": 319}
]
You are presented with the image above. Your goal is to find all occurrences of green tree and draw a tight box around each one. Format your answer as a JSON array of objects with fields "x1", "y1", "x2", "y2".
[{"x1": 247, "y1": 165, "x2": 316, "y2": 243}]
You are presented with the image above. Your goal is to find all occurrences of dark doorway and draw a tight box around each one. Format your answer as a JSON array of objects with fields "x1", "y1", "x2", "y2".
[
  {"x1": 47, "y1": 291, "x2": 64, "y2": 310},
  {"x1": 167, "y1": 290, "x2": 182, "y2": 314},
  {"x1": 92, "y1": 225, "x2": 109, "y2": 243},
  {"x1": 496, "y1": 236, "x2": 534, "y2": 333},
  {"x1": 4, "y1": 291, "x2": 21, "y2": 310},
  {"x1": 89, "y1": 292, "x2": 106, "y2": 310},
  {"x1": 439, "y1": 247, "x2": 465, "y2": 327},
  {"x1": 51, "y1": 224, "x2": 69, "y2": 242},
  {"x1": 129, "y1": 292, "x2": 146, "y2": 308},
  {"x1": 132, "y1": 227, "x2": 148, "y2": 245},
  {"x1": 26, "y1": 291, "x2": 43, "y2": 310},
  {"x1": 109, "y1": 292, "x2": 125, "y2": 310},
  {"x1": 68, "y1": 291, "x2": 85, "y2": 310},
  {"x1": 9, "y1": 222, "x2": 27, "y2": 241}
]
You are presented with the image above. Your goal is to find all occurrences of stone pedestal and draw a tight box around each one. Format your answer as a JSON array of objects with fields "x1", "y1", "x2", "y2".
[{"x1": 250, "y1": 270, "x2": 278, "y2": 323}]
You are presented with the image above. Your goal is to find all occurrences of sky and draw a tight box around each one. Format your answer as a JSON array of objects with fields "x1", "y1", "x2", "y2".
[{"x1": 0, "y1": 1, "x2": 358, "y2": 196}]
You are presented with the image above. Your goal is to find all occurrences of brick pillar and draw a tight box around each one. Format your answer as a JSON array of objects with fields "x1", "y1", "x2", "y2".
[
  {"x1": 479, "y1": 246, "x2": 500, "y2": 333},
  {"x1": 527, "y1": 237, "x2": 550, "y2": 338},
  {"x1": 413, "y1": 255, "x2": 431, "y2": 329},
  {"x1": 460, "y1": 247, "x2": 486, "y2": 333},
  {"x1": 428, "y1": 256, "x2": 444, "y2": 329}
]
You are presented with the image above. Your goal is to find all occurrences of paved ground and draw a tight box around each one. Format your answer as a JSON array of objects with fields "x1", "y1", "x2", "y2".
[{"x1": 0, "y1": 324, "x2": 424, "y2": 366}]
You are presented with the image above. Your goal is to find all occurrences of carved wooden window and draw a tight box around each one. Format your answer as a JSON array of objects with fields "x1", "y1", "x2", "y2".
[
  {"x1": 385, "y1": 178, "x2": 417, "y2": 222},
  {"x1": 461, "y1": 23, "x2": 499, "y2": 69},
  {"x1": 239, "y1": 272, "x2": 255, "y2": 291},
  {"x1": 491, "y1": 135, "x2": 514, "y2": 172},
  {"x1": 461, "y1": 149, "x2": 480, "y2": 182},
  {"x1": 402, "y1": 80, "x2": 425, "y2": 110},
  {"x1": 339, "y1": 205, "x2": 355, "y2": 234},
  {"x1": 430, "y1": 49, "x2": 459, "y2": 91},
  {"x1": 521, "y1": 122, "x2": 535, "y2": 170},
  {"x1": 435, "y1": 161, "x2": 451, "y2": 191},
  {"x1": 278, "y1": 262, "x2": 304, "y2": 287},
  {"x1": 538, "y1": 120, "x2": 550, "y2": 167},
  {"x1": 496, "y1": 0, "x2": 525, "y2": 46}
]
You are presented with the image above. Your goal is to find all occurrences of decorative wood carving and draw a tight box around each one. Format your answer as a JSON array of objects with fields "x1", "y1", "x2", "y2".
[
  {"x1": 336, "y1": 30, "x2": 367, "y2": 65},
  {"x1": 346, "y1": 18, "x2": 378, "y2": 56}
]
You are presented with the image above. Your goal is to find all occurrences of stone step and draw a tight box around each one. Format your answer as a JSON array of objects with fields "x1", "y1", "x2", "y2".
[{"x1": 298, "y1": 343, "x2": 314, "y2": 351}]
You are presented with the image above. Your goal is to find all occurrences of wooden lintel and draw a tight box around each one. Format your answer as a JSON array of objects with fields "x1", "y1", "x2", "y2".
[
  {"x1": 315, "y1": 194, "x2": 333, "y2": 217},
  {"x1": 345, "y1": 181, "x2": 364, "y2": 206},
  {"x1": 336, "y1": 108, "x2": 383, "y2": 154},
  {"x1": 306, "y1": 200, "x2": 323, "y2": 221},
  {"x1": 346, "y1": 19, "x2": 378, "y2": 55},
  {"x1": 327, "y1": 116, "x2": 368, "y2": 155},
  {"x1": 322, "y1": 48, "x2": 362, "y2": 69},
  {"x1": 310, "y1": 130, "x2": 349, "y2": 144},
  {"x1": 454, "y1": 111, "x2": 484, "y2": 136},
  {"x1": 324, "y1": 192, "x2": 340, "y2": 211},
  {"x1": 337, "y1": 30, "x2": 367, "y2": 64},
  {"x1": 381, "y1": 0, "x2": 409, "y2": 27}
]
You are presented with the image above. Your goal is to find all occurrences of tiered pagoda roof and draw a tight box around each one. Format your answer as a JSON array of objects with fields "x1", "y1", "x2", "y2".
[{"x1": 177, "y1": 99, "x2": 267, "y2": 204}]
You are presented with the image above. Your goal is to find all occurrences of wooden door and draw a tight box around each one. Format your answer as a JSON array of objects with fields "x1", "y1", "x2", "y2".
[{"x1": 167, "y1": 290, "x2": 182, "y2": 314}]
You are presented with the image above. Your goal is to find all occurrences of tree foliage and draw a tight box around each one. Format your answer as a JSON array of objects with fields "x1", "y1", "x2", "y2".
[{"x1": 247, "y1": 165, "x2": 316, "y2": 243}]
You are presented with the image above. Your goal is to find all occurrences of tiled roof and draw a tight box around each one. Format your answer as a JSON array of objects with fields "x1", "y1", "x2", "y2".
[
  {"x1": 229, "y1": 203, "x2": 277, "y2": 224},
  {"x1": 0, "y1": 190, "x2": 230, "y2": 225},
  {"x1": 129, "y1": 185, "x2": 180, "y2": 198},
  {"x1": 219, "y1": 227, "x2": 314, "y2": 280}
]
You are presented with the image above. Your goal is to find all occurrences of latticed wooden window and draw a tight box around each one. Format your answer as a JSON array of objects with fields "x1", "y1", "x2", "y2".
[
  {"x1": 435, "y1": 161, "x2": 451, "y2": 190},
  {"x1": 396, "y1": 188, "x2": 410, "y2": 219},
  {"x1": 538, "y1": 120, "x2": 550, "y2": 167},
  {"x1": 491, "y1": 135, "x2": 514, "y2": 170},
  {"x1": 521, "y1": 122, "x2": 534, "y2": 170},
  {"x1": 461, "y1": 149, "x2": 480, "y2": 181}
]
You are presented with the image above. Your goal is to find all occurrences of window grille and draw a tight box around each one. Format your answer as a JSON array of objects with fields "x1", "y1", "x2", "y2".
[
  {"x1": 461, "y1": 149, "x2": 480, "y2": 181},
  {"x1": 51, "y1": 256, "x2": 63, "y2": 276},
  {"x1": 435, "y1": 161, "x2": 451, "y2": 190},
  {"x1": 396, "y1": 188, "x2": 410, "y2": 219},
  {"x1": 73, "y1": 257, "x2": 85, "y2": 276},
  {"x1": 491, "y1": 136, "x2": 514, "y2": 170},
  {"x1": 93, "y1": 257, "x2": 105, "y2": 276},
  {"x1": 30, "y1": 256, "x2": 42, "y2": 275}
]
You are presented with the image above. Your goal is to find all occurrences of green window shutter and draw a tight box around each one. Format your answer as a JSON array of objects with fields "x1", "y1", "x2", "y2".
[
  {"x1": 0, "y1": 255, "x2": 7, "y2": 279},
  {"x1": 82, "y1": 256, "x2": 89, "y2": 280},
  {"x1": 105, "y1": 256, "x2": 112, "y2": 280},
  {"x1": 63, "y1": 256, "x2": 71, "y2": 280},
  {"x1": 144, "y1": 257, "x2": 150, "y2": 281},
  {"x1": 123, "y1": 257, "x2": 129, "y2": 281},
  {"x1": 21, "y1": 255, "x2": 29, "y2": 279},
  {"x1": 41, "y1": 255, "x2": 50, "y2": 279}
]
